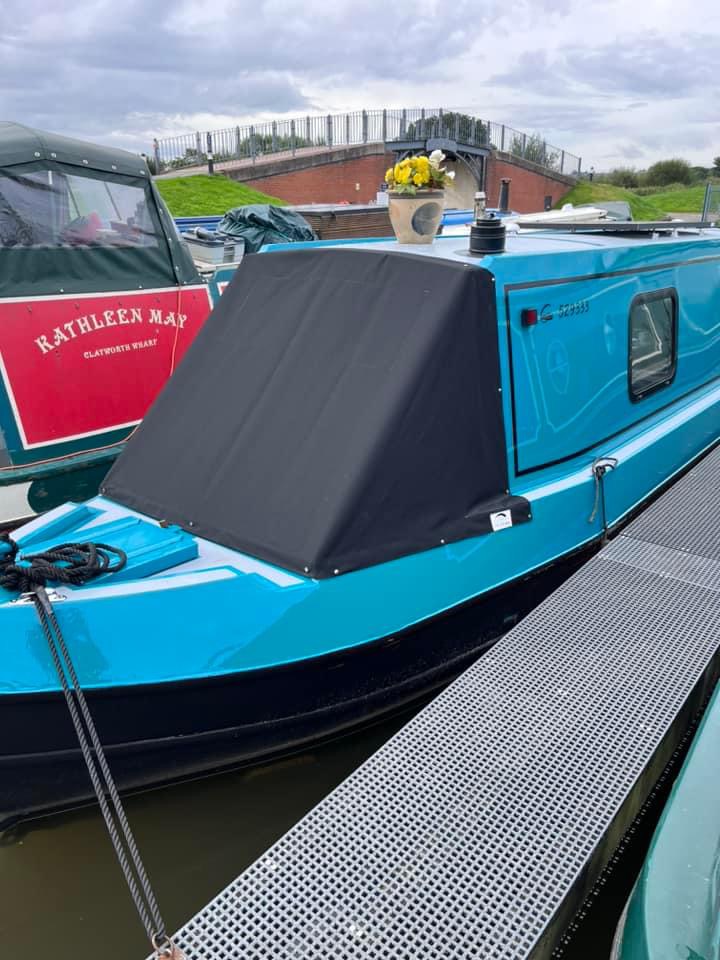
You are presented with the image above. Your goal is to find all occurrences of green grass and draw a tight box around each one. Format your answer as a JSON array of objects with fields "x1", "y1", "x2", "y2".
[
  {"x1": 155, "y1": 174, "x2": 286, "y2": 217},
  {"x1": 557, "y1": 181, "x2": 667, "y2": 220},
  {"x1": 558, "y1": 180, "x2": 719, "y2": 219},
  {"x1": 648, "y1": 184, "x2": 711, "y2": 213}
]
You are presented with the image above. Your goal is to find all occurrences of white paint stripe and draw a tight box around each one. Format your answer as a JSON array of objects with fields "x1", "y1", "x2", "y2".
[
  {"x1": 0, "y1": 351, "x2": 27, "y2": 447},
  {"x1": 0, "y1": 349, "x2": 139, "y2": 448},
  {"x1": 0, "y1": 566, "x2": 239, "y2": 606},
  {"x1": 524, "y1": 380, "x2": 720, "y2": 501},
  {"x1": 11, "y1": 500, "x2": 78, "y2": 536},
  {"x1": 59, "y1": 567, "x2": 239, "y2": 601}
]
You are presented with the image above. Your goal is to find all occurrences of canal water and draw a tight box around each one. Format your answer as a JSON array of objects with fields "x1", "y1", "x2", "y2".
[
  {"x1": 0, "y1": 714, "x2": 410, "y2": 960},
  {"x1": 1, "y1": 705, "x2": 652, "y2": 960}
]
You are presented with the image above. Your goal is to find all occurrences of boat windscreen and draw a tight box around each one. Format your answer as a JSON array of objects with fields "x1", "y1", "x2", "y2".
[
  {"x1": 0, "y1": 162, "x2": 196, "y2": 296},
  {"x1": 104, "y1": 248, "x2": 530, "y2": 577},
  {"x1": 0, "y1": 168, "x2": 158, "y2": 248}
]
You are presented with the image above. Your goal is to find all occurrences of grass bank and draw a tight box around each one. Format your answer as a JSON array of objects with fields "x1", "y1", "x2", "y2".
[
  {"x1": 649, "y1": 184, "x2": 713, "y2": 213},
  {"x1": 557, "y1": 182, "x2": 667, "y2": 219},
  {"x1": 559, "y1": 180, "x2": 718, "y2": 218},
  {"x1": 156, "y1": 174, "x2": 286, "y2": 217}
]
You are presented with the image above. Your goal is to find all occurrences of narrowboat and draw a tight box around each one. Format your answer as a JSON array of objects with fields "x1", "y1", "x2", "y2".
[
  {"x1": 0, "y1": 123, "x2": 237, "y2": 528},
  {"x1": 611, "y1": 678, "x2": 720, "y2": 960},
  {"x1": 2, "y1": 222, "x2": 720, "y2": 827}
]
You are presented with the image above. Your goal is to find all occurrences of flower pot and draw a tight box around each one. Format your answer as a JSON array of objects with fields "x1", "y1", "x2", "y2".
[{"x1": 388, "y1": 191, "x2": 444, "y2": 244}]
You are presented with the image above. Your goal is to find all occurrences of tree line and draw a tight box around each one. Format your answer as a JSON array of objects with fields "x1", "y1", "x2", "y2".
[{"x1": 595, "y1": 157, "x2": 720, "y2": 190}]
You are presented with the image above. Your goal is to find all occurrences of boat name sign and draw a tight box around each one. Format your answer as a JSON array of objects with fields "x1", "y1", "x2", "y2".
[
  {"x1": 0, "y1": 287, "x2": 211, "y2": 449},
  {"x1": 33, "y1": 306, "x2": 189, "y2": 355}
]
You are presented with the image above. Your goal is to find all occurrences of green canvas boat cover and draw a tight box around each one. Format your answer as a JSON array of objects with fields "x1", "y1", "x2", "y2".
[
  {"x1": 218, "y1": 204, "x2": 317, "y2": 253},
  {"x1": 0, "y1": 121, "x2": 151, "y2": 177},
  {"x1": 0, "y1": 121, "x2": 199, "y2": 296}
]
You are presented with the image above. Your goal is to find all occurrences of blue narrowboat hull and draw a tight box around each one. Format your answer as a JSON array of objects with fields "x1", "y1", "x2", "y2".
[
  {"x1": 2, "y1": 231, "x2": 720, "y2": 828},
  {"x1": 0, "y1": 548, "x2": 588, "y2": 828},
  {"x1": 2, "y1": 408, "x2": 717, "y2": 828}
]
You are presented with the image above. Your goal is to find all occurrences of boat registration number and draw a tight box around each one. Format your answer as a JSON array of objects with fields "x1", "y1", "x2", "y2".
[{"x1": 557, "y1": 299, "x2": 590, "y2": 318}]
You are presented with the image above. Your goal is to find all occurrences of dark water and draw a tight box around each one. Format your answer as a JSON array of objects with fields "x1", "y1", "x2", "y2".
[
  {"x1": 0, "y1": 707, "x2": 657, "y2": 960},
  {"x1": 0, "y1": 715, "x2": 410, "y2": 960}
]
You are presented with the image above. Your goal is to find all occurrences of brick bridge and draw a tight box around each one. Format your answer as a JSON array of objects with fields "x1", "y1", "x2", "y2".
[{"x1": 153, "y1": 109, "x2": 581, "y2": 213}]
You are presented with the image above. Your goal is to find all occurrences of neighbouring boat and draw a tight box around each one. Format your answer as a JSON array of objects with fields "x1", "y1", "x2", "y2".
[
  {"x1": 2, "y1": 223, "x2": 720, "y2": 827},
  {"x1": 440, "y1": 202, "x2": 613, "y2": 236},
  {"x1": 0, "y1": 123, "x2": 241, "y2": 528},
  {"x1": 611, "y1": 678, "x2": 720, "y2": 960}
]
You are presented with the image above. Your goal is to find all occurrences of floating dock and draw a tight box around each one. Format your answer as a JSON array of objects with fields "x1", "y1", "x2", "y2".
[{"x1": 163, "y1": 445, "x2": 720, "y2": 959}]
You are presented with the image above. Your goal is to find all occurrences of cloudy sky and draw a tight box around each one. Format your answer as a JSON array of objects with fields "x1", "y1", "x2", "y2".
[{"x1": 1, "y1": 0, "x2": 718, "y2": 170}]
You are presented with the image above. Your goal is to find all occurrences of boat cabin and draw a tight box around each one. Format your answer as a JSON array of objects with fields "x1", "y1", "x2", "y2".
[
  {"x1": 105, "y1": 225, "x2": 720, "y2": 575},
  {"x1": 0, "y1": 122, "x2": 216, "y2": 525}
]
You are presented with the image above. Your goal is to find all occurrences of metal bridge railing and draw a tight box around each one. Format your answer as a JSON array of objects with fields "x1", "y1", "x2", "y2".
[{"x1": 152, "y1": 108, "x2": 581, "y2": 179}]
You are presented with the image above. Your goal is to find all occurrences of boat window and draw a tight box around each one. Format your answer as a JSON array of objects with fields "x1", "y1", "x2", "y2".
[
  {"x1": 0, "y1": 169, "x2": 159, "y2": 248},
  {"x1": 629, "y1": 290, "x2": 677, "y2": 400}
]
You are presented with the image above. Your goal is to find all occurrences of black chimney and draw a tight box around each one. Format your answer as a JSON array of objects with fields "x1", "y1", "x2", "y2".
[{"x1": 498, "y1": 178, "x2": 511, "y2": 213}]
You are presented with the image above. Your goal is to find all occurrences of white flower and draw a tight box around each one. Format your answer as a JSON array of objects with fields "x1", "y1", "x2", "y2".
[
  {"x1": 445, "y1": 170, "x2": 456, "y2": 180},
  {"x1": 428, "y1": 149, "x2": 445, "y2": 167}
]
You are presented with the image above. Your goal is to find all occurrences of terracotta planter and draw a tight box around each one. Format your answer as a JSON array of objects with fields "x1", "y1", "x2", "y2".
[{"x1": 388, "y1": 191, "x2": 444, "y2": 244}]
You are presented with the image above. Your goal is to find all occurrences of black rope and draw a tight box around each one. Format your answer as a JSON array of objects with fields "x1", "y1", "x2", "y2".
[
  {"x1": 0, "y1": 535, "x2": 177, "y2": 958},
  {"x1": 0, "y1": 533, "x2": 126, "y2": 592}
]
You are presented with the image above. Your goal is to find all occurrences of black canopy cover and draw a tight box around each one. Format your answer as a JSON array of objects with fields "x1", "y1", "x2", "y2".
[{"x1": 104, "y1": 247, "x2": 529, "y2": 577}]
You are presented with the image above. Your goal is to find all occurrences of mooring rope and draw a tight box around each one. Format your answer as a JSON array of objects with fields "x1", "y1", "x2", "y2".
[
  {"x1": 0, "y1": 533, "x2": 181, "y2": 959},
  {"x1": 588, "y1": 456, "x2": 618, "y2": 540},
  {"x1": 0, "y1": 535, "x2": 127, "y2": 592}
]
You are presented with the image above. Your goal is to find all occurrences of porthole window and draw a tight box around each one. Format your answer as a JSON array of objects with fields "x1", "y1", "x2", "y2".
[{"x1": 629, "y1": 289, "x2": 677, "y2": 400}]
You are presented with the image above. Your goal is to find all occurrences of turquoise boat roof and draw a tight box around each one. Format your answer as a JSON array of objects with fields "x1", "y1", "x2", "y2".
[{"x1": 264, "y1": 226, "x2": 720, "y2": 287}]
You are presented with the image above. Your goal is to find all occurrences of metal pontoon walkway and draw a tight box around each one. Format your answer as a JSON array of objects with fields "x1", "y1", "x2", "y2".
[{"x1": 164, "y1": 446, "x2": 720, "y2": 960}]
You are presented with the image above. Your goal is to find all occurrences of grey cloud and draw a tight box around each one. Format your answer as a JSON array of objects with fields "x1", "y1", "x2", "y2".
[
  {"x1": 0, "y1": 0, "x2": 491, "y2": 148},
  {"x1": 488, "y1": 32, "x2": 720, "y2": 100},
  {"x1": 1, "y1": 0, "x2": 718, "y2": 167},
  {"x1": 0, "y1": 0, "x2": 314, "y2": 142},
  {"x1": 487, "y1": 100, "x2": 605, "y2": 136},
  {"x1": 614, "y1": 143, "x2": 647, "y2": 160}
]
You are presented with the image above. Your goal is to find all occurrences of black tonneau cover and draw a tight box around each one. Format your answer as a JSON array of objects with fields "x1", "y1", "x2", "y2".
[{"x1": 104, "y1": 247, "x2": 528, "y2": 577}]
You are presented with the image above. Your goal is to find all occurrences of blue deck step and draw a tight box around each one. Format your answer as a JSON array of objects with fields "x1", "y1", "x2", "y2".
[{"x1": 15, "y1": 504, "x2": 197, "y2": 583}]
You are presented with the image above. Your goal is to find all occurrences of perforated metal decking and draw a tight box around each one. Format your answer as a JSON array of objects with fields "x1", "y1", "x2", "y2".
[{"x1": 168, "y1": 446, "x2": 720, "y2": 960}]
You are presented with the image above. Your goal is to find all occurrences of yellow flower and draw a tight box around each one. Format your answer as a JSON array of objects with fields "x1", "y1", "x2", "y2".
[{"x1": 389, "y1": 152, "x2": 452, "y2": 190}]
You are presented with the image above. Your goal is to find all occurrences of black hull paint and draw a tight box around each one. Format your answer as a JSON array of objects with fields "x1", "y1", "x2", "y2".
[{"x1": 0, "y1": 548, "x2": 590, "y2": 829}]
